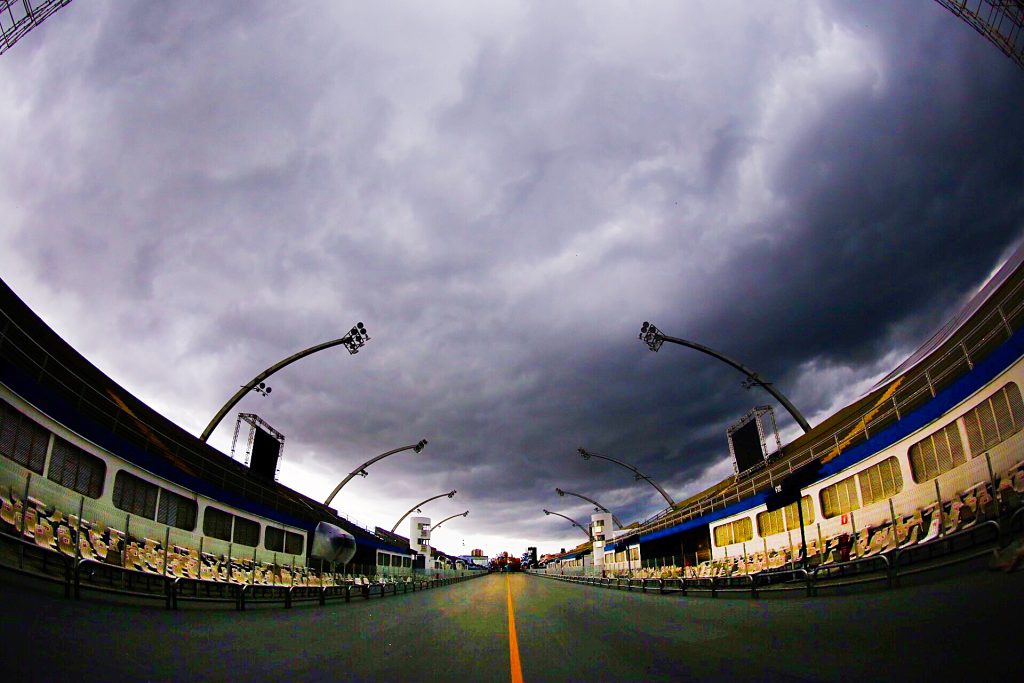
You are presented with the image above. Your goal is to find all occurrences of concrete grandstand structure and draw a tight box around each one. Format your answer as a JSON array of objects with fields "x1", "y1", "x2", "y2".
[
  {"x1": 0, "y1": 277, "x2": 476, "y2": 605},
  {"x1": 537, "y1": 245, "x2": 1024, "y2": 582}
]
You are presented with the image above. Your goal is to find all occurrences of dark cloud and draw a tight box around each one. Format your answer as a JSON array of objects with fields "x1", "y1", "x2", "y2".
[{"x1": 1, "y1": 1, "x2": 1022, "y2": 554}]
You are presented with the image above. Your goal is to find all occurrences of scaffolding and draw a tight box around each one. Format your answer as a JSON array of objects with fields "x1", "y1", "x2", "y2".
[
  {"x1": 1, "y1": 0, "x2": 73, "y2": 57},
  {"x1": 935, "y1": 0, "x2": 1024, "y2": 69}
]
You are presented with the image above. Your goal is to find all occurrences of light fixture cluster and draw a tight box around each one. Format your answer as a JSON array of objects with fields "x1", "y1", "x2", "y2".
[
  {"x1": 252, "y1": 381, "x2": 272, "y2": 397},
  {"x1": 414, "y1": 439, "x2": 429, "y2": 453},
  {"x1": 342, "y1": 322, "x2": 369, "y2": 354},
  {"x1": 639, "y1": 321, "x2": 664, "y2": 352}
]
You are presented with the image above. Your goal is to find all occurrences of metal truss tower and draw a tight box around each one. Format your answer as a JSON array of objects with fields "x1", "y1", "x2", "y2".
[
  {"x1": 935, "y1": 0, "x2": 1024, "y2": 69},
  {"x1": 1, "y1": 0, "x2": 73, "y2": 57}
]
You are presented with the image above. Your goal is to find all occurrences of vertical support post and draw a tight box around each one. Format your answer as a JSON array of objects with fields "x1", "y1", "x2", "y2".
[
  {"x1": 19, "y1": 473, "x2": 31, "y2": 534},
  {"x1": 998, "y1": 305, "x2": 1013, "y2": 339},
  {"x1": 163, "y1": 527, "x2": 170, "y2": 577},
  {"x1": 935, "y1": 479, "x2": 944, "y2": 537},
  {"x1": 76, "y1": 496, "x2": 85, "y2": 563},
  {"x1": 985, "y1": 453, "x2": 996, "y2": 487},
  {"x1": 795, "y1": 497, "x2": 808, "y2": 567},
  {"x1": 961, "y1": 341, "x2": 974, "y2": 371}
]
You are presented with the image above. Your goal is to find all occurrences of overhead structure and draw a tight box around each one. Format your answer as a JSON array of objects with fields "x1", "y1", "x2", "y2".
[
  {"x1": 324, "y1": 439, "x2": 429, "y2": 508},
  {"x1": 1, "y1": 0, "x2": 73, "y2": 57},
  {"x1": 429, "y1": 510, "x2": 469, "y2": 532},
  {"x1": 639, "y1": 321, "x2": 812, "y2": 433},
  {"x1": 389, "y1": 489, "x2": 456, "y2": 533},
  {"x1": 200, "y1": 323, "x2": 369, "y2": 442},
  {"x1": 726, "y1": 406, "x2": 782, "y2": 481},
  {"x1": 577, "y1": 447, "x2": 676, "y2": 507},
  {"x1": 934, "y1": 0, "x2": 1024, "y2": 69},
  {"x1": 230, "y1": 413, "x2": 285, "y2": 481},
  {"x1": 543, "y1": 509, "x2": 594, "y2": 541},
  {"x1": 555, "y1": 488, "x2": 623, "y2": 529}
]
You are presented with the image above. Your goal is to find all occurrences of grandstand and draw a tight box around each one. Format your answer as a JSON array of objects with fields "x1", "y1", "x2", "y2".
[
  {"x1": 0, "y1": 277, "x2": 478, "y2": 608},
  {"x1": 535, "y1": 244, "x2": 1024, "y2": 587}
]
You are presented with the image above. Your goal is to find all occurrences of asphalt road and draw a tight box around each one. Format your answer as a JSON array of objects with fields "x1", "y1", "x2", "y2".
[{"x1": 2, "y1": 567, "x2": 1021, "y2": 682}]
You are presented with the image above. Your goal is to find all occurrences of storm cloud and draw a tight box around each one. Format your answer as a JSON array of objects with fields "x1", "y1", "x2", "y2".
[{"x1": 1, "y1": 1, "x2": 1022, "y2": 556}]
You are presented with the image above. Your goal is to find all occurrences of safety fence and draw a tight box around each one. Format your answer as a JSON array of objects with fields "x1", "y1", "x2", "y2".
[
  {"x1": 529, "y1": 515, "x2": 1017, "y2": 598},
  {"x1": 0, "y1": 528, "x2": 488, "y2": 611}
]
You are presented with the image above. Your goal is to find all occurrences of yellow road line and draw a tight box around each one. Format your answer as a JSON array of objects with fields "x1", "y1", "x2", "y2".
[{"x1": 505, "y1": 573, "x2": 524, "y2": 683}]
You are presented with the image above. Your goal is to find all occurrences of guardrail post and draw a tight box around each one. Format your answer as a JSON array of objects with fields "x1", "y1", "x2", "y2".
[{"x1": 285, "y1": 586, "x2": 293, "y2": 608}]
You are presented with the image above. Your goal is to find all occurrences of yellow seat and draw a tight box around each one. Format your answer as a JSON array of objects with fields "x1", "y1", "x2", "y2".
[
  {"x1": 0, "y1": 495, "x2": 17, "y2": 527},
  {"x1": 21, "y1": 506, "x2": 38, "y2": 540},
  {"x1": 34, "y1": 519, "x2": 56, "y2": 551},
  {"x1": 57, "y1": 525, "x2": 76, "y2": 557}
]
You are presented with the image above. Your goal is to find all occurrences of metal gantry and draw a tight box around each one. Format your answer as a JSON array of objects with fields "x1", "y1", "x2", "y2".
[
  {"x1": 1, "y1": 0, "x2": 73, "y2": 57},
  {"x1": 934, "y1": 0, "x2": 1024, "y2": 69}
]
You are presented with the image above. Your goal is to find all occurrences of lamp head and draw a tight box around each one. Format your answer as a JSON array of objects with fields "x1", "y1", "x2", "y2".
[
  {"x1": 342, "y1": 322, "x2": 369, "y2": 354},
  {"x1": 577, "y1": 448, "x2": 591, "y2": 459},
  {"x1": 639, "y1": 321, "x2": 664, "y2": 351},
  {"x1": 414, "y1": 439, "x2": 428, "y2": 453},
  {"x1": 543, "y1": 509, "x2": 551, "y2": 515},
  {"x1": 556, "y1": 487, "x2": 565, "y2": 497}
]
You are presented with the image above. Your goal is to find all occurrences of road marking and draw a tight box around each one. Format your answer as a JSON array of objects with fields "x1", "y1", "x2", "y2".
[{"x1": 505, "y1": 574, "x2": 524, "y2": 683}]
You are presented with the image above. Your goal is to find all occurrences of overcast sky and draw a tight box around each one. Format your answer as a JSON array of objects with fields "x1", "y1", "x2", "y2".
[{"x1": 1, "y1": 1, "x2": 1022, "y2": 558}]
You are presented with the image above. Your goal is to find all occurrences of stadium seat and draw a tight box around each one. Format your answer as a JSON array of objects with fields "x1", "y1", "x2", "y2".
[
  {"x1": 0, "y1": 493, "x2": 18, "y2": 529},
  {"x1": 33, "y1": 517, "x2": 55, "y2": 551},
  {"x1": 55, "y1": 524, "x2": 75, "y2": 557},
  {"x1": 21, "y1": 506, "x2": 37, "y2": 540},
  {"x1": 998, "y1": 476, "x2": 1021, "y2": 513},
  {"x1": 853, "y1": 528, "x2": 870, "y2": 559},
  {"x1": 920, "y1": 509, "x2": 942, "y2": 544},
  {"x1": 975, "y1": 484, "x2": 999, "y2": 521}
]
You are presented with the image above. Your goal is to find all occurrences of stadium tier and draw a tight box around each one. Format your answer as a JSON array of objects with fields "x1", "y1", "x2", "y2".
[
  {"x1": 0, "y1": 278, "x2": 474, "y2": 605},
  {"x1": 539, "y1": 246, "x2": 1024, "y2": 581}
]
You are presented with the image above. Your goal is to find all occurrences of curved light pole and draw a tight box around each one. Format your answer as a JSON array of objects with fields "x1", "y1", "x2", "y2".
[
  {"x1": 555, "y1": 488, "x2": 623, "y2": 529},
  {"x1": 543, "y1": 509, "x2": 593, "y2": 542},
  {"x1": 639, "y1": 321, "x2": 811, "y2": 433},
  {"x1": 389, "y1": 489, "x2": 456, "y2": 533},
  {"x1": 200, "y1": 323, "x2": 370, "y2": 442},
  {"x1": 577, "y1": 448, "x2": 676, "y2": 507},
  {"x1": 324, "y1": 440, "x2": 429, "y2": 508},
  {"x1": 429, "y1": 510, "x2": 469, "y2": 532}
]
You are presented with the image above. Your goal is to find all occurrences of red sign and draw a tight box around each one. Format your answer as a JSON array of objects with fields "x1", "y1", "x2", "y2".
[{"x1": 841, "y1": 514, "x2": 848, "y2": 525}]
